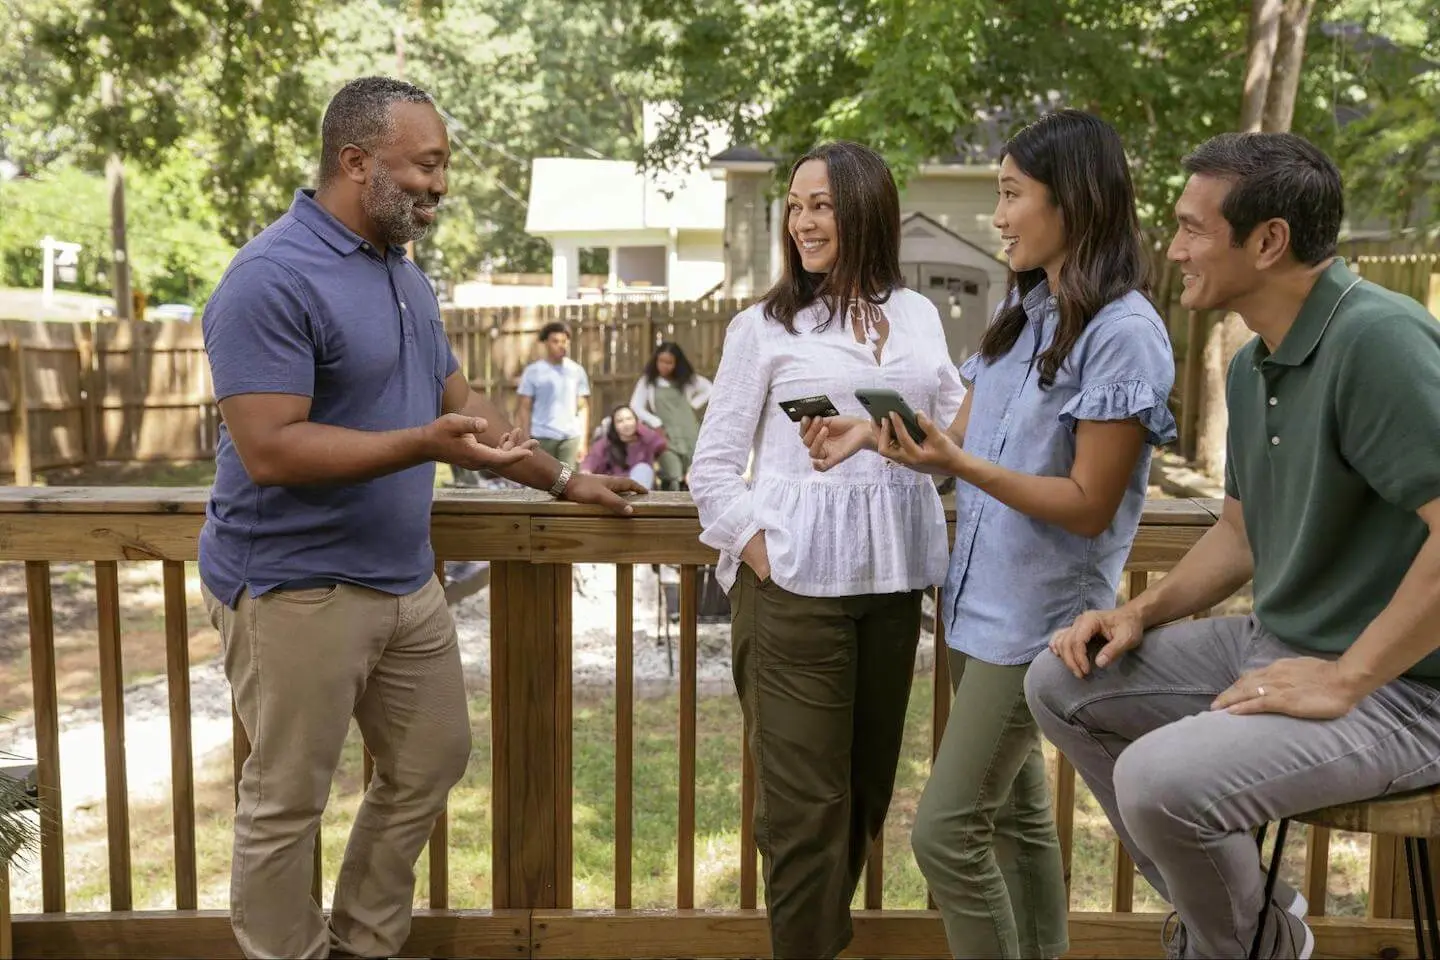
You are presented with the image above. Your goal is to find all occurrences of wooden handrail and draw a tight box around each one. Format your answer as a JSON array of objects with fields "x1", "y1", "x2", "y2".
[
  {"x1": 0, "y1": 487, "x2": 1220, "y2": 568},
  {"x1": 1, "y1": 486, "x2": 1423, "y2": 959}
]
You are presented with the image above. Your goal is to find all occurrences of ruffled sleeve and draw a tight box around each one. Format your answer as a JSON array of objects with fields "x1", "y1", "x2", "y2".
[
  {"x1": 1058, "y1": 380, "x2": 1177, "y2": 446},
  {"x1": 1056, "y1": 310, "x2": 1178, "y2": 447},
  {"x1": 959, "y1": 351, "x2": 984, "y2": 383}
]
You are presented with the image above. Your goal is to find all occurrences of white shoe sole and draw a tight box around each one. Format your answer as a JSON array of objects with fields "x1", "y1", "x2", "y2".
[{"x1": 1298, "y1": 919, "x2": 1315, "y2": 960}]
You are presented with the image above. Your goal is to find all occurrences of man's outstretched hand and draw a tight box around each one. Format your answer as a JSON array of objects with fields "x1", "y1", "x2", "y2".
[{"x1": 425, "y1": 414, "x2": 538, "y2": 470}]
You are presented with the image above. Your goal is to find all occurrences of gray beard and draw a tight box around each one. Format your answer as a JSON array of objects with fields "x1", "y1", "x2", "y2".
[{"x1": 363, "y1": 165, "x2": 433, "y2": 247}]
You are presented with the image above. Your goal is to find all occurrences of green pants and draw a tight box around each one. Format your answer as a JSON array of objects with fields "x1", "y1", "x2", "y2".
[
  {"x1": 912, "y1": 649, "x2": 1069, "y2": 959},
  {"x1": 536, "y1": 435, "x2": 581, "y2": 469},
  {"x1": 656, "y1": 448, "x2": 691, "y2": 489},
  {"x1": 730, "y1": 567, "x2": 923, "y2": 959}
]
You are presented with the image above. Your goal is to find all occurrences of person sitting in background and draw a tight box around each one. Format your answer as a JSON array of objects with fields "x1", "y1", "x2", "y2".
[
  {"x1": 629, "y1": 341, "x2": 712, "y2": 490},
  {"x1": 581, "y1": 404, "x2": 667, "y2": 489}
]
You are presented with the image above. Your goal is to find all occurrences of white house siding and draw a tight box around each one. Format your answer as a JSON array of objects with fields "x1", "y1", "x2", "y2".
[
  {"x1": 673, "y1": 231, "x2": 726, "y2": 300},
  {"x1": 899, "y1": 175, "x2": 1003, "y2": 254}
]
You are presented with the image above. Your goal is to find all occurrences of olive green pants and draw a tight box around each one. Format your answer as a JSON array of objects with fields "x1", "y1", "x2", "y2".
[
  {"x1": 656, "y1": 449, "x2": 691, "y2": 489},
  {"x1": 730, "y1": 567, "x2": 923, "y2": 958},
  {"x1": 912, "y1": 649, "x2": 1070, "y2": 958},
  {"x1": 537, "y1": 435, "x2": 581, "y2": 469}
]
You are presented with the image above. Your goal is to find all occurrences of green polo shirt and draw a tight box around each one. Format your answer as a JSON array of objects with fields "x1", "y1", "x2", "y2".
[{"x1": 1225, "y1": 259, "x2": 1440, "y2": 681}]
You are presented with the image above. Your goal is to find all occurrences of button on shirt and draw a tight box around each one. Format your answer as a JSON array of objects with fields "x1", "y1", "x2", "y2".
[
  {"x1": 943, "y1": 284, "x2": 1177, "y2": 664},
  {"x1": 200, "y1": 189, "x2": 459, "y2": 607},
  {"x1": 1225, "y1": 259, "x2": 1440, "y2": 681}
]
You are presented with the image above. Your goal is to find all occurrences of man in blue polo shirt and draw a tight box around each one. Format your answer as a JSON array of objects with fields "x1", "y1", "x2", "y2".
[
  {"x1": 1028, "y1": 133, "x2": 1440, "y2": 959},
  {"x1": 200, "y1": 77, "x2": 643, "y2": 959}
]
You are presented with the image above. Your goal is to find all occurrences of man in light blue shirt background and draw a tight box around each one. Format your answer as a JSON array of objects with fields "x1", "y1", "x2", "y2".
[{"x1": 516, "y1": 320, "x2": 591, "y2": 467}]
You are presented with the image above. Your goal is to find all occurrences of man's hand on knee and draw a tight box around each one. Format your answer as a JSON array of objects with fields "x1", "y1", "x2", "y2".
[
  {"x1": 1212, "y1": 656, "x2": 1363, "y2": 719},
  {"x1": 1049, "y1": 607, "x2": 1145, "y2": 679}
]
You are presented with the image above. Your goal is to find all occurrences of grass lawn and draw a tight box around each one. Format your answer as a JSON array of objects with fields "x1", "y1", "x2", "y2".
[{"x1": 16, "y1": 672, "x2": 1375, "y2": 918}]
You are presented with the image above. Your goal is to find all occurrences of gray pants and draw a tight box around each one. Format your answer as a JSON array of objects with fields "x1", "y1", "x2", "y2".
[{"x1": 1025, "y1": 614, "x2": 1440, "y2": 959}]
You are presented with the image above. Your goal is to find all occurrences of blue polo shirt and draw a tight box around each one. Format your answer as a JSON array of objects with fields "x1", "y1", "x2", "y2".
[{"x1": 199, "y1": 189, "x2": 459, "y2": 607}]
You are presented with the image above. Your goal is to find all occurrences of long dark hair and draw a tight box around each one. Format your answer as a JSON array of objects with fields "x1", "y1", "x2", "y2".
[
  {"x1": 979, "y1": 110, "x2": 1151, "y2": 387},
  {"x1": 644, "y1": 341, "x2": 695, "y2": 386},
  {"x1": 762, "y1": 140, "x2": 905, "y2": 335},
  {"x1": 605, "y1": 404, "x2": 638, "y2": 471}
]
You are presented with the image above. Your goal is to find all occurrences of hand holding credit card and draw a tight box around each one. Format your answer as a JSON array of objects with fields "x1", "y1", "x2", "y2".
[{"x1": 779, "y1": 394, "x2": 841, "y2": 422}]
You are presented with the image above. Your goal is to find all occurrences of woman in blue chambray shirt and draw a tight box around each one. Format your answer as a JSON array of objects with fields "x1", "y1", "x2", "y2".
[{"x1": 804, "y1": 111, "x2": 1176, "y2": 958}]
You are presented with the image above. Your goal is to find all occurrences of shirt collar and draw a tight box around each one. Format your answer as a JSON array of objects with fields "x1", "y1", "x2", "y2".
[
  {"x1": 1021, "y1": 278, "x2": 1056, "y2": 324},
  {"x1": 289, "y1": 189, "x2": 403, "y2": 259},
  {"x1": 1256, "y1": 259, "x2": 1361, "y2": 368}
]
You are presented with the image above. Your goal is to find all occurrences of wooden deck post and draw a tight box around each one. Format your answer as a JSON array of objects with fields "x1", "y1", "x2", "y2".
[
  {"x1": 0, "y1": 860, "x2": 12, "y2": 960},
  {"x1": 490, "y1": 560, "x2": 573, "y2": 909},
  {"x1": 9, "y1": 337, "x2": 30, "y2": 486}
]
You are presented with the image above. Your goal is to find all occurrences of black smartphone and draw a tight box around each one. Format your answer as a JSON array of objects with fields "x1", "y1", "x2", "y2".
[
  {"x1": 779, "y1": 394, "x2": 841, "y2": 422},
  {"x1": 854, "y1": 388, "x2": 927, "y2": 444}
]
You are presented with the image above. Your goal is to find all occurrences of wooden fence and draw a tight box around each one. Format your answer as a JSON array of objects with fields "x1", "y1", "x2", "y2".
[
  {"x1": 0, "y1": 488, "x2": 1429, "y2": 958},
  {"x1": 3, "y1": 246, "x2": 1438, "y2": 480},
  {"x1": 0, "y1": 301, "x2": 742, "y2": 482}
]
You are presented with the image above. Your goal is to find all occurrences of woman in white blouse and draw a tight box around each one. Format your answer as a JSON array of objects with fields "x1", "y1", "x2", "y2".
[{"x1": 689, "y1": 141, "x2": 965, "y2": 959}]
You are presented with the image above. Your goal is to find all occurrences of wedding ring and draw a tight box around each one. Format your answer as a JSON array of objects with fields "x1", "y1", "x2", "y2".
[{"x1": 1257, "y1": 685, "x2": 1266, "y2": 697}]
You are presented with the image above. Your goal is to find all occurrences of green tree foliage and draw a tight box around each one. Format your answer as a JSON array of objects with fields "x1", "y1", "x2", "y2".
[
  {"x1": 632, "y1": 0, "x2": 1436, "y2": 236},
  {"x1": 0, "y1": 162, "x2": 236, "y2": 304},
  {"x1": 311, "y1": 0, "x2": 645, "y2": 277},
  {"x1": 1324, "y1": 3, "x2": 1439, "y2": 233},
  {"x1": 3, "y1": 0, "x2": 646, "y2": 290}
]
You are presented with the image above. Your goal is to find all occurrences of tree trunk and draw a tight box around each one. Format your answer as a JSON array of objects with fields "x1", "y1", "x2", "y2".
[
  {"x1": 1240, "y1": 0, "x2": 1283, "y2": 132},
  {"x1": 1191, "y1": 0, "x2": 1294, "y2": 480},
  {"x1": 101, "y1": 72, "x2": 132, "y2": 321},
  {"x1": 1262, "y1": 0, "x2": 1317, "y2": 134}
]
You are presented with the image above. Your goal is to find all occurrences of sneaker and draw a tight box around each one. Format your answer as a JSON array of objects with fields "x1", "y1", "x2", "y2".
[
  {"x1": 1268, "y1": 903, "x2": 1315, "y2": 960},
  {"x1": 1162, "y1": 897, "x2": 1312, "y2": 960},
  {"x1": 1275, "y1": 880, "x2": 1308, "y2": 920}
]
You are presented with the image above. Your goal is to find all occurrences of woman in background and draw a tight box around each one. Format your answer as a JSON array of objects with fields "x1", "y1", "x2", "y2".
[
  {"x1": 629, "y1": 341, "x2": 711, "y2": 489},
  {"x1": 580, "y1": 404, "x2": 667, "y2": 489}
]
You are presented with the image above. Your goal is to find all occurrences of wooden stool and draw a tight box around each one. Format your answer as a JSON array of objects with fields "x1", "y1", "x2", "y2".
[{"x1": 1252, "y1": 786, "x2": 1440, "y2": 959}]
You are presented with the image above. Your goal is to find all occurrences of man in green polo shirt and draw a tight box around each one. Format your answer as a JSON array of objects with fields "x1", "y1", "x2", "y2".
[{"x1": 1026, "y1": 132, "x2": 1440, "y2": 960}]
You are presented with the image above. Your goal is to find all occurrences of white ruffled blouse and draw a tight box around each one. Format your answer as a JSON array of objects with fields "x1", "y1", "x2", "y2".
[{"x1": 690, "y1": 288, "x2": 966, "y2": 596}]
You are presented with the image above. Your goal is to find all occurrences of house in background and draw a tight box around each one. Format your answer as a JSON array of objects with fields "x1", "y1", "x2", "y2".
[
  {"x1": 519, "y1": 104, "x2": 1012, "y2": 360},
  {"x1": 521, "y1": 105, "x2": 729, "y2": 303},
  {"x1": 711, "y1": 149, "x2": 1009, "y2": 361}
]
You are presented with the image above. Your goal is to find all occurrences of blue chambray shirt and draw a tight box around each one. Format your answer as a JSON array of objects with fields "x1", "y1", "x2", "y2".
[{"x1": 942, "y1": 281, "x2": 1177, "y2": 664}]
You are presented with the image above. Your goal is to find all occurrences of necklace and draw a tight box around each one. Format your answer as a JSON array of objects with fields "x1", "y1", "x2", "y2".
[{"x1": 849, "y1": 299, "x2": 883, "y2": 344}]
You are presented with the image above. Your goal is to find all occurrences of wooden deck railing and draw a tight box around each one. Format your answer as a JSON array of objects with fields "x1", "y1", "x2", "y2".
[{"x1": 0, "y1": 488, "x2": 1426, "y2": 958}]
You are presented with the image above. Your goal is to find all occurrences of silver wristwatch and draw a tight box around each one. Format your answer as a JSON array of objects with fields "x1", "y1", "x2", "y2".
[{"x1": 548, "y1": 463, "x2": 573, "y2": 498}]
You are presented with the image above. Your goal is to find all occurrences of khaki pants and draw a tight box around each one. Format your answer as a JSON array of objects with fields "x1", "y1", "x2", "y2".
[
  {"x1": 205, "y1": 576, "x2": 471, "y2": 959},
  {"x1": 912, "y1": 650, "x2": 1069, "y2": 959},
  {"x1": 730, "y1": 567, "x2": 923, "y2": 958}
]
